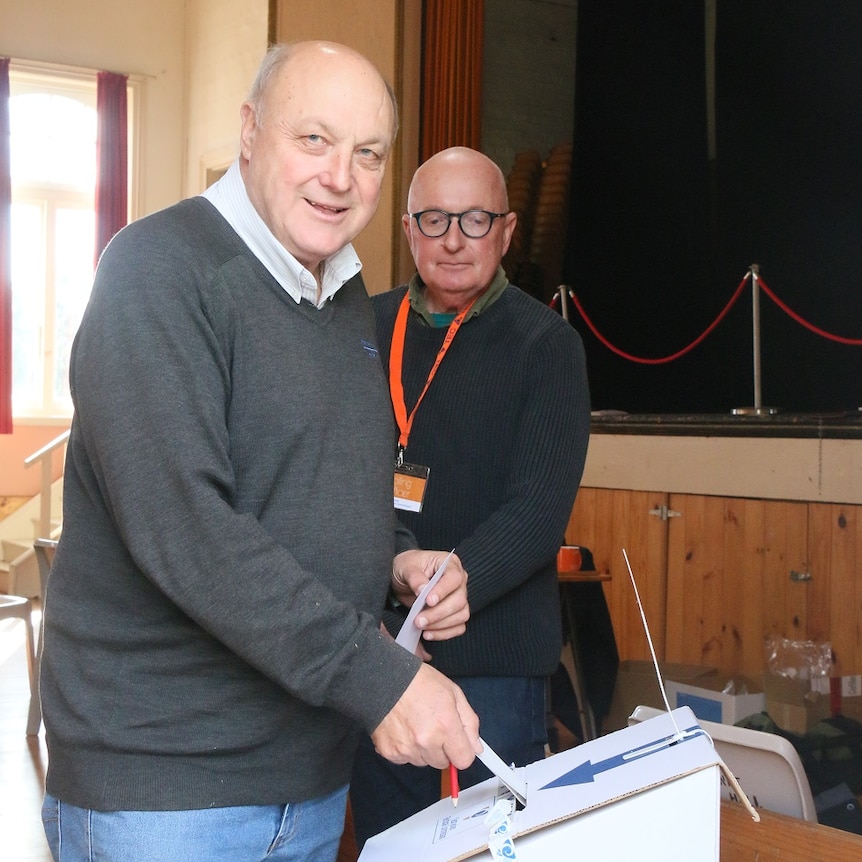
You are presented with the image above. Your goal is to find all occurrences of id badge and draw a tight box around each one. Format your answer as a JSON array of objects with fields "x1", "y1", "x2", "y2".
[{"x1": 394, "y1": 462, "x2": 430, "y2": 512}]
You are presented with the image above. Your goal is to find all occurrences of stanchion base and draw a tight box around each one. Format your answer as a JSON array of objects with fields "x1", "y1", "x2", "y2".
[{"x1": 731, "y1": 406, "x2": 781, "y2": 416}]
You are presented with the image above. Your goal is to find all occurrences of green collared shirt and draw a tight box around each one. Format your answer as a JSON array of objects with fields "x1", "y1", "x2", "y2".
[{"x1": 407, "y1": 266, "x2": 509, "y2": 327}]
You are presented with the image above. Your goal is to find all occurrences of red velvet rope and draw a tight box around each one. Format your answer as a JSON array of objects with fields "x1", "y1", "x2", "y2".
[
  {"x1": 562, "y1": 275, "x2": 749, "y2": 365},
  {"x1": 554, "y1": 271, "x2": 862, "y2": 363},
  {"x1": 756, "y1": 277, "x2": 862, "y2": 346}
]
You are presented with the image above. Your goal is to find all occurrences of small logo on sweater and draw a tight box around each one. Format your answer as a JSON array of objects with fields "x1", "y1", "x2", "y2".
[{"x1": 361, "y1": 339, "x2": 379, "y2": 359}]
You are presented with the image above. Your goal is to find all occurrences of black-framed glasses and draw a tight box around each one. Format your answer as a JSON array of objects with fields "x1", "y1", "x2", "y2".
[{"x1": 410, "y1": 209, "x2": 508, "y2": 239}]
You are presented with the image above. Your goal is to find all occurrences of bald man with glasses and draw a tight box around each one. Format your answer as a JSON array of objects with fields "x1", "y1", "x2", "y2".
[{"x1": 350, "y1": 146, "x2": 592, "y2": 848}]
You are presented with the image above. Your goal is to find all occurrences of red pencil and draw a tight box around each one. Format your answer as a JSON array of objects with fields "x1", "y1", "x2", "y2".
[{"x1": 449, "y1": 762, "x2": 459, "y2": 807}]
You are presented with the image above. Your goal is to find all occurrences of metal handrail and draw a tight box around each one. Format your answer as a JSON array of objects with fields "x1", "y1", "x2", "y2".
[{"x1": 23, "y1": 429, "x2": 70, "y2": 537}]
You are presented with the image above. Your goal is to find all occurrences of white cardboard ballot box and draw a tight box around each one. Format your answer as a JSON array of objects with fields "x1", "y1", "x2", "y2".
[{"x1": 358, "y1": 707, "x2": 757, "y2": 862}]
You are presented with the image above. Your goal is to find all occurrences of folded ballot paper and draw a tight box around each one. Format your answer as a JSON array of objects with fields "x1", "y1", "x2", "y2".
[
  {"x1": 358, "y1": 706, "x2": 758, "y2": 862},
  {"x1": 394, "y1": 550, "x2": 454, "y2": 654}
]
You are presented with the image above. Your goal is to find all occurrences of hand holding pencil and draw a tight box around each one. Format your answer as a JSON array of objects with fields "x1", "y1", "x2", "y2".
[{"x1": 370, "y1": 663, "x2": 481, "y2": 771}]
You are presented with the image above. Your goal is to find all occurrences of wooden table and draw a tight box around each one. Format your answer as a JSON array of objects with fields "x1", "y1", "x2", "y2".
[{"x1": 720, "y1": 800, "x2": 862, "y2": 860}]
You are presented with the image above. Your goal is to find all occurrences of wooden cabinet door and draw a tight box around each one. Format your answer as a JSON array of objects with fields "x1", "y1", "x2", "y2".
[
  {"x1": 566, "y1": 487, "x2": 670, "y2": 662},
  {"x1": 568, "y1": 491, "x2": 862, "y2": 682},
  {"x1": 665, "y1": 494, "x2": 808, "y2": 678},
  {"x1": 807, "y1": 502, "x2": 862, "y2": 675}
]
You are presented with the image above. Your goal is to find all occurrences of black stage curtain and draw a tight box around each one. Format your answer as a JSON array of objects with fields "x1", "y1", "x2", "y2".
[
  {"x1": 714, "y1": 1, "x2": 862, "y2": 412},
  {"x1": 566, "y1": 1, "x2": 862, "y2": 413}
]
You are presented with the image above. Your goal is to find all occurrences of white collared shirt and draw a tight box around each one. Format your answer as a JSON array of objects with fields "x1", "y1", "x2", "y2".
[{"x1": 201, "y1": 159, "x2": 362, "y2": 308}]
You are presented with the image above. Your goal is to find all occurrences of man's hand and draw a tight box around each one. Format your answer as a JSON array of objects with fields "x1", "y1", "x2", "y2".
[
  {"x1": 391, "y1": 549, "x2": 469, "y2": 641},
  {"x1": 371, "y1": 663, "x2": 481, "y2": 769}
]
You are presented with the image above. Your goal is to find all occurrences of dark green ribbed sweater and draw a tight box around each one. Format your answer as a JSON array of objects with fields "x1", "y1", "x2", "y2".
[
  {"x1": 372, "y1": 283, "x2": 591, "y2": 678},
  {"x1": 42, "y1": 198, "x2": 420, "y2": 812}
]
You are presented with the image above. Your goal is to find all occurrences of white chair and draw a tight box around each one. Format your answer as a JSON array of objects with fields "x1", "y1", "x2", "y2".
[
  {"x1": 0, "y1": 593, "x2": 39, "y2": 734},
  {"x1": 628, "y1": 704, "x2": 817, "y2": 821}
]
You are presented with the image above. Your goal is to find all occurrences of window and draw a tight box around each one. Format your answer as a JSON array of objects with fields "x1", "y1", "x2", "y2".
[{"x1": 9, "y1": 65, "x2": 134, "y2": 420}]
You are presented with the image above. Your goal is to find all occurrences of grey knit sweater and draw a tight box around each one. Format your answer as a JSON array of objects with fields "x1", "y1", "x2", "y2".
[{"x1": 41, "y1": 198, "x2": 420, "y2": 811}]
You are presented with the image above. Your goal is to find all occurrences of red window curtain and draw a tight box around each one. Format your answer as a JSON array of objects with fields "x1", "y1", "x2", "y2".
[
  {"x1": 95, "y1": 71, "x2": 128, "y2": 266},
  {"x1": 0, "y1": 58, "x2": 12, "y2": 434},
  {"x1": 420, "y1": 0, "x2": 484, "y2": 162}
]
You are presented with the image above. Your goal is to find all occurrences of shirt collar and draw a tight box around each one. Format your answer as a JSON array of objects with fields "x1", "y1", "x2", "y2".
[
  {"x1": 201, "y1": 159, "x2": 362, "y2": 307},
  {"x1": 407, "y1": 266, "x2": 509, "y2": 327}
]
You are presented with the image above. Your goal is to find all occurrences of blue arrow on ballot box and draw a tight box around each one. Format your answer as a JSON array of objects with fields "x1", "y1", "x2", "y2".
[{"x1": 540, "y1": 726, "x2": 706, "y2": 789}]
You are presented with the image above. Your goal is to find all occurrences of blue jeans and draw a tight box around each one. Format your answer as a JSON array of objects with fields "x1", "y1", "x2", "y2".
[
  {"x1": 349, "y1": 675, "x2": 548, "y2": 851},
  {"x1": 41, "y1": 785, "x2": 348, "y2": 862}
]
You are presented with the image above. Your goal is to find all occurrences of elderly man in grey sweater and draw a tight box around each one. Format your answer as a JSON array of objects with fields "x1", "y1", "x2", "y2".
[{"x1": 40, "y1": 41, "x2": 479, "y2": 862}]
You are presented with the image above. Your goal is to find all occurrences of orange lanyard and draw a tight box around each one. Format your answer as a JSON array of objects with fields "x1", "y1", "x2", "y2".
[{"x1": 389, "y1": 292, "x2": 476, "y2": 463}]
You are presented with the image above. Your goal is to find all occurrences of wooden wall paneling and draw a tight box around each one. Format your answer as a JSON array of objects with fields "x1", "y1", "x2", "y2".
[
  {"x1": 566, "y1": 487, "x2": 669, "y2": 662},
  {"x1": 806, "y1": 502, "x2": 835, "y2": 652},
  {"x1": 763, "y1": 499, "x2": 810, "y2": 663},
  {"x1": 736, "y1": 498, "x2": 773, "y2": 678},
  {"x1": 731, "y1": 499, "x2": 785, "y2": 679},
  {"x1": 840, "y1": 505, "x2": 862, "y2": 673},
  {"x1": 609, "y1": 489, "x2": 651, "y2": 662},
  {"x1": 741, "y1": 498, "x2": 771, "y2": 678},
  {"x1": 570, "y1": 490, "x2": 862, "y2": 685},
  {"x1": 666, "y1": 495, "x2": 808, "y2": 679},
  {"x1": 809, "y1": 503, "x2": 862, "y2": 675},
  {"x1": 831, "y1": 504, "x2": 862, "y2": 674},
  {"x1": 665, "y1": 494, "x2": 708, "y2": 667},
  {"x1": 699, "y1": 496, "x2": 729, "y2": 672},
  {"x1": 613, "y1": 489, "x2": 670, "y2": 662},
  {"x1": 666, "y1": 493, "x2": 745, "y2": 675},
  {"x1": 720, "y1": 496, "x2": 750, "y2": 677}
]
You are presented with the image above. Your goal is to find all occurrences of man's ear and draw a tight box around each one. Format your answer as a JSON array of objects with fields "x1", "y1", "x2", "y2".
[
  {"x1": 500, "y1": 211, "x2": 518, "y2": 256},
  {"x1": 239, "y1": 103, "x2": 257, "y2": 160},
  {"x1": 401, "y1": 213, "x2": 416, "y2": 250}
]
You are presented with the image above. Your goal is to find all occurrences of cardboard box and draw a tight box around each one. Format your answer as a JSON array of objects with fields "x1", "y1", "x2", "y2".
[
  {"x1": 603, "y1": 659, "x2": 718, "y2": 732},
  {"x1": 666, "y1": 675, "x2": 766, "y2": 725},
  {"x1": 359, "y1": 707, "x2": 757, "y2": 862},
  {"x1": 762, "y1": 673, "x2": 832, "y2": 734}
]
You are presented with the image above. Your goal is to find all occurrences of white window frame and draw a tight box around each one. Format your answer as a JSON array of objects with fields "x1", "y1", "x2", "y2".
[{"x1": 9, "y1": 60, "x2": 140, "y2": 423}]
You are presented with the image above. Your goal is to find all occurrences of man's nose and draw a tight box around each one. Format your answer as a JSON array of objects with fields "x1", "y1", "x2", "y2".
[
  {"x1": 320, "y1": 150, "x2": 352, "y2": 190},
  {"x1": 442, "y1": 217, "x2": 466, "y2": 248}
]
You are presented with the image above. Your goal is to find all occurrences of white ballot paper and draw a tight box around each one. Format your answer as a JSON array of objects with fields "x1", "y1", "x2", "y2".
[
  {"x1": 476, "y1": 738, "x2": 528, "y2": 808},
  {"x1": 394, "y1": 549, "x2": 454, "y2": 653}
]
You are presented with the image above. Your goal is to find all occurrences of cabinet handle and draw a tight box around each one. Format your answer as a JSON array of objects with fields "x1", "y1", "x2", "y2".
[
  {"x1": 789, "y1": 570, "x2": 812, "y2": 582},
  {"x1": 649, "y1": 505, "x2": 681, "y2": 521}
]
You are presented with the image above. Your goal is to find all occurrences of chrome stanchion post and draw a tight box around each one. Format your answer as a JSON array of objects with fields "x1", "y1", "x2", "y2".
[
  {"x1": 732, "y1": 263, "x2": 780, "y2": 415},
  {"x1": 751, "y1": 264, "x2": 763, "y2": 411},
  {"x1": 558, "y1": 284, "x2": 569, "y2": 322}
]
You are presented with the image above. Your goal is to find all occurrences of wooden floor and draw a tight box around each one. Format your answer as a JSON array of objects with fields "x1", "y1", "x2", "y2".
[{"x1": 0, "y1": 611, "x2": 51, "y2": 861}]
